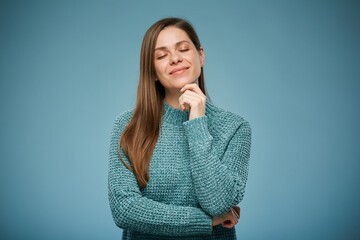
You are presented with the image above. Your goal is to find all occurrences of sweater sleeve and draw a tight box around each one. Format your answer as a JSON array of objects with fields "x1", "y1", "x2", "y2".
[
  {"x1": 183, "y1": 115, "x2": 252, "y2": 217},
  {"x1": 108, "y1": 115, "x2": 213, "y2": 236}
]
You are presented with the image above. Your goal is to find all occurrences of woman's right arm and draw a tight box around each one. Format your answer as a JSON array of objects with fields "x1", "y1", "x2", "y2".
[{"x1": 108, "y1": 114, "x2": 213, "y2": 237}]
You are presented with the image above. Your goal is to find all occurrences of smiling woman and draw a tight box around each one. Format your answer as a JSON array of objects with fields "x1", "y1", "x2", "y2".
[
  {"x1": 153, "y1": 27, "x2": 205, "y2": 110},
  {"x1": 108, "y1": 17, "x2": 252, "y2": 240}
]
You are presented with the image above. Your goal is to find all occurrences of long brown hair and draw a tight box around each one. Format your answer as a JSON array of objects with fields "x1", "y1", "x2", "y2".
[{"x1": 118, "y1": 17, "x2": 211, "y2": 189}]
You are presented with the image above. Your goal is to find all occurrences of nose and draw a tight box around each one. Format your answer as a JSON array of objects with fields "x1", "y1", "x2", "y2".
[{"x1": 169, "y1": 51, "x2": 182, "y2": 64}]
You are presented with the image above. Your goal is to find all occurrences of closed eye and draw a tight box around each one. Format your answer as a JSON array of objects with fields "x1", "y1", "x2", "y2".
[{"x1": 156, "y1": 49, "x2": 189, "y2": 59}]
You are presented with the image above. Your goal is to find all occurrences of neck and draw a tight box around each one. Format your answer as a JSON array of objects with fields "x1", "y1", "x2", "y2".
[
  {"x1": 164, "y1": 96, "x2": 182, "y2": 110},
  {"x1": 163, "y1": 90, "x2": 183, "y2": 110}
]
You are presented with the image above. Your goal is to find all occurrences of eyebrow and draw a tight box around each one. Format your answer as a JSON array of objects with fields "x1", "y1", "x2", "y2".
[{"x1": 155, "y1": 40, "x2": 191, "y2": 51}]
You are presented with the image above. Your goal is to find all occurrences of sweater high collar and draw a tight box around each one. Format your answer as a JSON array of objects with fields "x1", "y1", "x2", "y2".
[{"x1": 162, "y1": 98, "x2": 216, "y2": 125}]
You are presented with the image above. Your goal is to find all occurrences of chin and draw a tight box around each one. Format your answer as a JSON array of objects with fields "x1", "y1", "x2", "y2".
[
  {"x1": 176, "y1": 76, "x2": 198, "y2": 85},
  {"x1": 163, "y1": 76, "x2": 198, "y2": 89}
]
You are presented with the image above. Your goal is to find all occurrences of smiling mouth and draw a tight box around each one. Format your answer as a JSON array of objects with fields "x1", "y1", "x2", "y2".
[{"x1": 171, "y1": 67, "x2": 189, "y2": 75}]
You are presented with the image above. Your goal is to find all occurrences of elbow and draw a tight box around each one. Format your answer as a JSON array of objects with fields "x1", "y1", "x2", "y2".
[
  {"x1": 109, "y1": 201, "x2": 132, "y2": 230},
  {"x1": 233, "y1": 181, "x2": 246, "y2": 206},
  {"x1": 111, "y1": 212, "x2": 125, "y2": 229},
  {"x1": 235, "y1": 188, "x2": 245, "y2": 205},
  {"x1": 113, "y1": 218, "x2": 127, "y2": 230},
  {"x1": 108, "y1": 190, "x2": 129, "y2": 230}
]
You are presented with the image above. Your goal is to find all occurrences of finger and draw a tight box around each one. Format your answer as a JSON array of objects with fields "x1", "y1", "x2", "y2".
[
  {"x1": 179, "y1": 94, "x2": 201, "y2": 111},
  {"x1": 179, "y1": 90, "x2": 203, "y2": 104},
  {"x1": 230, "y1": 211, "x2": 239, "y2": 226},
  {"x1": 234, "y1": 206, "x2": 241, "y2": 217},
  {"x1": 227, "y1": 214, "x2": 237, "y2": 227},
  {"x1": 230, "y1": 208, "x2": 235, "y2": 218},
  {"x1": 231, "y1": 208, "x2": 239, "y2": 220},
  {"x1": 222, "y1": 221, "x2": 234, "y2": 228},
  {"x1": 180, "y1": 88, "x2": 203, "y2": 98},
  {"x1": 178, "y1": 94, "x2": 192, "y2": 111},
  {"x1": 180, "y1": 83, "x2": 206, "y2": 98},
  {"x1": 232, "y1": 207, "x2": 240, "y2": 219},
  {"x1": 179, "y1": 96, "x2": 195, "y2": 111},
  {"x1": 180, "y1": 82, "x2": 199, "y2": 92},
  {"x1": 229, "y1": 222, "x2": 236, "y2": 228},
  {"x1": 234, "y1": 210, "x2": 239, "y2": 219},
  {"x1": 179, "y1": 92, "x2": 202, "y2": 110},
  {"x1": 179, "y1": 85, "x2": 206, "y2": 112}
]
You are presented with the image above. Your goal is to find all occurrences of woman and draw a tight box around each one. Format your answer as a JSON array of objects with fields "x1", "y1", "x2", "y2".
[{"x1": 108, "y1": 17, "x2": 251, "y2": 239}]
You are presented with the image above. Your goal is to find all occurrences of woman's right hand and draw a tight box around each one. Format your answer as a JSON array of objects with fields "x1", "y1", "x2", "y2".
[{"x1": 212, "y1": 206, "x2": 240, "y2": 228}]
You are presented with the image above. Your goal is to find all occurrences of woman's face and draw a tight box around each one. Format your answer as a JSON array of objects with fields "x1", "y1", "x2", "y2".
[{"x1": 154, "y1": 26, "x2": 205, "y2": 92}]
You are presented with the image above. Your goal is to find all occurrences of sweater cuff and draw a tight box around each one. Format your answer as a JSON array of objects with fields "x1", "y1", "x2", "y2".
[
  {"x1": 183, "y1": 115, "x2": 213, "y2": 143},
  {"x1": 187, "y1": 210, "x2": 213, "y2": 235}
]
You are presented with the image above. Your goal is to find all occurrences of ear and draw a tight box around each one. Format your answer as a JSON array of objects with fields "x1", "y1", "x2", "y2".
[{"x1": 199, "y1": 46, "x2": 205, "y2": 67}]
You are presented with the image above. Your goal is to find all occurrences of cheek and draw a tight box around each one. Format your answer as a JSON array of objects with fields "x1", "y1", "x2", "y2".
[
  {"x1": 190, "y1": 53, "x2": 201, "y2": 67},
  {"x1": 153, "y1": 63, "x2": 160, "y2": 76},
  {"x1": 191, "y1": 55, "x2": 201, "y2": 71},
  {"x1": 193, "y1": 57, "x2": 202, "y2": 77},
  {"x1": 154, "y1": 62, "x2": 167, "y2": 75}
]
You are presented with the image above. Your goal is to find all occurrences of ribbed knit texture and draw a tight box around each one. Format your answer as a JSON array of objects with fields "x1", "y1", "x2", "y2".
[{"x1": 108, "y1": 99, "x2": 252, "y2": 240}]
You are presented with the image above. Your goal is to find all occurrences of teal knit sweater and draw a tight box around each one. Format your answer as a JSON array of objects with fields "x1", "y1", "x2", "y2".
[{"x1": 108, "y1": 99, "x2": 252, "y2": 240}]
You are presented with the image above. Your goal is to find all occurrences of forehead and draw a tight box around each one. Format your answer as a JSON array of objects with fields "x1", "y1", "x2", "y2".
[{"x1": 155, "y1": 26, "x2": 192, "y2": 48}]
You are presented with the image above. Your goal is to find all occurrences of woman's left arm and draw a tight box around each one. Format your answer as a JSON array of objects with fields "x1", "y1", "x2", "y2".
[{"x1": 183, "y1": 116, "x2": 252, "y2": 217}]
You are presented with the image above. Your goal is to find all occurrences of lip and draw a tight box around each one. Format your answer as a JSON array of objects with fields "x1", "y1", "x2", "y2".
[{"x1": 170, "y1": 66, "x2": 189, "y2": 75}]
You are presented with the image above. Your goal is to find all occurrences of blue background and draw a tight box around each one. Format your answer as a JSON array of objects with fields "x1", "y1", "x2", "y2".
[{"x1": 1, "y1": 0, "x2": 359, "y2": 239}]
